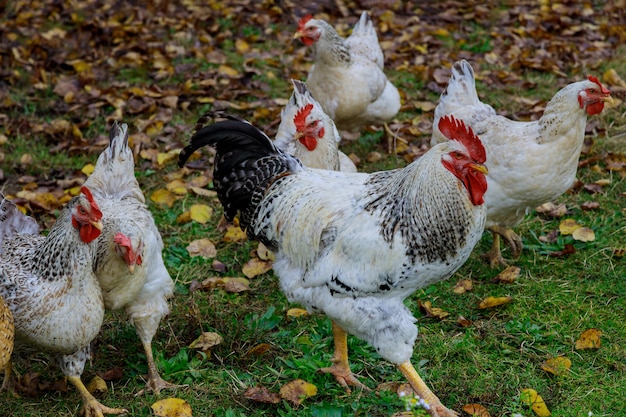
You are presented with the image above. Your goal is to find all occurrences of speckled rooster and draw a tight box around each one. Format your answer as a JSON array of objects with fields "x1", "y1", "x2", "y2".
[
  {"x1": 179, "y1": 112, "x2": 489, "y2": 417},
  {"x1": 0, "y1": 188, "x2": 127, "y2": 417}
]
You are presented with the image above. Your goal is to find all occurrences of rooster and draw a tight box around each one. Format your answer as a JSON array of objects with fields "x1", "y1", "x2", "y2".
[
  {"x1": 0, "y1": 188, "x2": 128, "y2": 417},
  {"x1": 432, "y1": 60, "x2": 612, "y2": 267},
  {"x1": 179, "y1": 112, "x2": 488, "y2": 417},
  {"x1": 274, "y1": 79, "x2": 357, "y2": 172},
  {"x1": 294, "y1": 12, "x2": 401, "y2": 132},
  {"x1": 83, "y1": 121, "x2": 176, "y2": 394}
]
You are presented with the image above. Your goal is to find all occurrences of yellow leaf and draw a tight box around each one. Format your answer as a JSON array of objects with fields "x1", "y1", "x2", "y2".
[
  {"x1": 189, "y1": 332, "x2": 223, "y2": 351},
  {"x1": 256, "y1": 242, "x2": 275, "y2": 261},
  {"x1": 572, "y1": 227, "x2": 595, "y2": 242},
  {"x1": 575, "y1": 328, "x2": 602, "y2": 350},
  {"x1": 189, "y1": 204, "x2": 213, "y2": 224},
  {"x1": 223, "y1": 224, "x2": 247, "y2": 242},
  {"x1": 235, "y1": 38, "x2": 250, "y2": 54},
  {"x1": 242, "y1": 257, "x2": 273, "y2": 278},
  {"x1": 492, "y1": 265, "x2": 521, "y2": 283},
  {"x1": 189, "y1": 175, "x2": 211, "y2": 188},
  {"x1": 413, "y1": 100, "x2": 436, "y2": 112},
  {"x1": 186, "y1": 238, "x2": 217, "y2": 258},
  {"x1": 189, "y1": 186, "x2": 217, "y2": 198},
  {"x1": 279, "y1": 379, "x2": 317, "y2": 406},
  {"x1": 418, "y1": 300, "x2": 450, "y2": 320},
  {"x1": 201, "y1": 277, "x2": 250, "y2": 293},
  {"x1": 150, "y1": 189, "x2": 178, "y2": 208},
  {"x1": 559, "y1": 219, "x2": 581, "y2": 235},
  {"x1": 166, "y1": 179, "x2": 188, "y2": 195},
  {"x1": 541, "y1": 356, "x2": 572, "y2": 376},
  {"x1": 151, "y1": 398, "x2": 193, "y2": 417},
  {"x1": 218, "y1": 64, "x2": 240, "y2": 78},
  {"x1": 477, "y1": 296, "x2": 513, "y2": 309},
  {"x1": 286, "y1": 308, "x2": 309, "y2": 317},
  {"x1": 603, "y1": 68, "x2": 626, "y2": 87},
  {"x1": 81, "y1": 163, "x2": 95, "y2": 176},
  {"x1": 157, "y1": 151, "x2": 178, "y2": 166},
  {"x1": 453, "y1": 279, "x2": 473, "y2": 294},
  {"x1": 520, "y1": 388, "x2": 551, "y2": 417},
  {"x1": 176, "y1": 211, "x2": 192, "y2": 224},
  {"x1": 86, "y1": 376, "x2": 107, "y2": 395},
  {"x1": 462, "y1": 403, "x2": 491, "y2": 417}
]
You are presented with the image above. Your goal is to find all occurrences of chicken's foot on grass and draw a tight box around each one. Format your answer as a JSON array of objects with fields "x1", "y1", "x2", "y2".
[
  {"x1": 319, "y1": 321, "x2": 369, "y2": 392},
  {"x1": 486, "y1": 226, "x2": 523, "y2": 268},
  {"x1": 135, "y1": 341, "x2": 187, "y2": 396},
  {"x1": 397, "y1": 362, "x2": 459, "y2": 417},
  {"x1": 67, "y1": 375, "x2": 128, "y2": 417}
]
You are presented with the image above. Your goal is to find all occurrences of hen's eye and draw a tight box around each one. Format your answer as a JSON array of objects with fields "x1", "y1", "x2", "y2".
[
  {"x1": 454, "y1": 152, "x2": 464, "y2": 159},
  {"x1": 78, "y1": 207, "x2": 87, "y2": 215}
]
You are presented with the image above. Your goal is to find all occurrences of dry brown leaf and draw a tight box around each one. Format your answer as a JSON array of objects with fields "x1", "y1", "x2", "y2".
[
  {"x1": 245, "y1": 343, "x2": 272, "y2": 357},
  {"x1": 418, "y1": 300, "x2": 450, "y2": 320},
  {"x1": 453, "y1": 279, "x2": 473, "y2": 294},
  {"x1": 457, "y1": 316, "x2": 473, "y2": 327},
  {"x1": 201, "y1": 277, "x2": 250, "y2": 293},
  {"x1": 186, "y1": 238, "x2": 217, "y2": 259},
  {"x1": 575, "y1": 328, "x2": 602, "y2": 350},
  {"x1": 242, "y1": 257, "x2": 273, "y2": 278},
  {"x1": 176, "y1": 211, "x2": 192, "y2": 224},
  {"x1": 151, "y1": 398, "x2": 193, "y2": 417},
  {"x1": 189, "y1": 186, "x2": 217, "y2": 198},
  {"x1": 243, "y1": 386, "x2": 281, "y2": 404},
  {"x1": 86, "y1": 376, "x2": 107, "y2": 395},
  {"x1": 541, "y1": 356, "x2": 572, "y2": 376},
  {"x1": 492, "y1": 265, "x2": 521, "y2": 284},
  {"x1": 256, "y1": 242, "x2": 275, "y2": 261},
  {"x1": 520, "y1": 388, "x2": 551, "y2": 417},
  {"x1": 279, "y1": 379, "x2": 317, "y2": 406},
  {"x1": 571, "y1": 227, "x2": 595, "y2": 242},
  {"x1": 189, "y1": 204, "x2": 213, "y2": 224},
  {"x1": 462, "y1": 403, "x2": 491, "y2": 417},
  {"x1": 477, "y1": 296, "x2": 513, "y2": 309},
  {"x1": 189, "y1": 332, "x2": 223, "y2": 351},
  {"x1": 535, "y1": 202, "x2": 567, "y2": 218}
]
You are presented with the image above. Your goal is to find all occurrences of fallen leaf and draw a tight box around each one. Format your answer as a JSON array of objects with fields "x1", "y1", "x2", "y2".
[
  {"x1": 453, "y1": 279, "x2": 473, "y2": 294},
  {"x1": 520, "y1": 388, "x2": 551, "y2": 417},
  {"x1": 571, "y1": 227, "x2": 595, "y2": 242},
  {"x1": 201, "y1": 277, "x2": 250, "y2": 293},
  {"x1": 223, "y1": 224, "x2": 247, "y2": 242},
  {"x1": 541, "y1": 356, "x2": 572, "y2": 376},
  {"x1": 559, "y1": 219, "x2": 581, "y2": 235},
  {"x1": 98, "y1": 367, "x2": 124, "y2": 381},
  {"x1": 245, "y1": 343, "x2": 272, "y2": 357},
  {"x1": 580, "y1": 201, "x2": 600, "y2": 211},
  {"x1": 418, "y1": 300, "x2": 450, "y2": 319},
  {"x1": 457, "y1": 316, "x2": 473, "y2": 327},
  {"x1": 256, "y1": 242, "x2": 275, "y2": 261},
  {"x1": 477, "y1": 296, "x2": 513, "y2": 309},
  {"x1": 166, "y1": 179, "x2": 188, "y2": 195},
  {"x1": 286, "y1": 308, "x2": 309, "y2": 317},
  {"x1": 151, "y1": 398, "x2": 193, "y2": 417},
  {"x1": 150, "y1": 188, "x2": 178, "y2": 208},
  {"x1": 186, "y1": 238, "x2": 217, "y2": 259},
  {"x1": 548, "y1": 243, "x2": 577, "y2": 257},
  {"x1": 82, "y1": 163, "x2": 95, "y2": 176},
  {"x1": 462, "y1": 403, "x2": 491, "y2": 417},
  {"x1": 223, "y1": 279, "x2": 250, "y2": 293},
  {"x1": 279, "y1": 379, "x2": 317, "y2": 406},
  {"x1": 243, "y1": 386, "x2": 281, "y2": 404},
  {"x1": 189, "y1": 204, "x2": 213, "y2": 224},
  {"x1": 86, "y1": 376, "x2": 107, "y2": 395},
  {"x1": 242, "y1": 257, "x2": 273, "y2": 278},
  {"x1": 492, "y1": 266, "x2": 521, "y2": 283},
  {"x1": 189, "y1": 332, "x2": 223, "y2": 351},
  {"x1": 575, "y1": 328, "x2": 602, "y2": 350}
]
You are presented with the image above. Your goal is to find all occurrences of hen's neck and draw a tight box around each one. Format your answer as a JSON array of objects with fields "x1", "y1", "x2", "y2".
[
  {"x1": 537, "y1": 87, "x2": 587, "y2": 147},
  {"x1": 312, "y1": 25, "x2": 352, "y2": 66}
]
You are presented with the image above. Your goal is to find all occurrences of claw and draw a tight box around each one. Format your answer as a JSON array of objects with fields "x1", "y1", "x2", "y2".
[{"x1": 486, "y1": 226, "x2": 523, "y2": 268}]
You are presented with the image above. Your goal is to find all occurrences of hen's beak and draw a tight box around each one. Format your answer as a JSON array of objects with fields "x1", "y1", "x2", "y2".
[
  {"x1": 293, "y1": 31, "x2": 304, "y2": 39},
  {"x1": 602, "y1": 94, "x2": 615, "y2": 105},
  {"x1": 91, "y1": 220, "x2": 103, "y2": 231},
  {"x1": 127, "y1": 264, "x2": 135, "y2": 274},
  {"x1": 471, "y1": 164, "x2": 489, "y2": 175},
  {"x1": 293, "y1": 130, "x2": 304, "y2": 140}
]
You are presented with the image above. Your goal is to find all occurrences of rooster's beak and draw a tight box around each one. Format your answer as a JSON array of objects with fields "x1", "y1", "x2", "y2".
[
  {"x1": 471, "y1": 164, "x2": 489, "y2": 175},
  {"x1": 293, "y1": 32, "x2": 303, "y2": 40},
  {"x1": 91, "y1": 220, "x2": 103, "y2": 231}
]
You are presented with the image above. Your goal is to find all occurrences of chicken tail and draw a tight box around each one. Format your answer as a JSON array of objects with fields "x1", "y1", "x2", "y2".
[
  {"x1": 178, "y1": 112, "x2": 303, "y2": 223},
  {"x1": 0, "y1": 193, "x2": 40, "y2": 251},
  {"x1": 440, "y1": 59, "x2": 481, "y2": 108},
  {"x1": 352, "y1": 11, "x2": 375, "y2": 37}
]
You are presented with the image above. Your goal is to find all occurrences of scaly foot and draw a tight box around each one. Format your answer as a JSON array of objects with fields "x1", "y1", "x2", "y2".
[{"x1": 319, "y1": 362, "x2": 370, "y2": 393}]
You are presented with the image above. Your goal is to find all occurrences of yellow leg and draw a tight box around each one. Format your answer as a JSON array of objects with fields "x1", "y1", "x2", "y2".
[
  {"x1": 135, "y1": 341, "x2": 185, "y2": 396},
  {"x1": 397, "y1": 361, "x2": 458, "y2": 417},
  {"x1": 67, "y1": 375, "x2": 128, "y2": 417},
  {"x1": 486, "y1": 226, "x2": 523, "y2": 268},
  {"x1": 1, "y1": 360, "x2": 18, "y2": 395},
  {"x1": 319, "y1": 321, "x2": 369, "y2": 392}
]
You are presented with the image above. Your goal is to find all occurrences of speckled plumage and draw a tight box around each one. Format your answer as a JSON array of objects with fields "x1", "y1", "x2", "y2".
[
  {"x1": 296, "y1": 12, "x2": 401, "y2": 131},
  {"x1": 179, "y1": 114, "x2": 487, "y2": 366},
  {"x1": 274, "y1": 79, "x2": 357, "y2": 172},
  {"x1": 83, "y1": 121, "x2": 175, "y2": 393}
]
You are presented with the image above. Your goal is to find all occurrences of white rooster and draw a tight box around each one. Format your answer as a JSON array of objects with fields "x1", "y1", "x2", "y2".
[
  {"x1": 179, "y1": 112, "x2": 489, "y2": 417},
  {"x1": 432, "y1": 60, "x2": 612, "y2": 267}
]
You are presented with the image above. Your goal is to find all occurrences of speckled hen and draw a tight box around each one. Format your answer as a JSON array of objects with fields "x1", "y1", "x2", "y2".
[
  {"x1": 83, "y1": 121, "x2": 176, "y2": 394},
  {"x1": 294, "y1": 12, "x2": 401, "y2": 132},
  {"x1": 274, "y1": 79, "x2": 356, "y2": 172},
  {"x1": 178, "y1": 112, "x2": 489, "y2": 417},
  {"x1": 432, "y1": 59, "x2": 612, "y2": 267},
  {"x1": 0, "y1": 188, "x2": 127, "y2": 417}
]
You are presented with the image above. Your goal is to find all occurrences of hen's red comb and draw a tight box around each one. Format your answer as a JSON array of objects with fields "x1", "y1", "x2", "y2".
[
  {"x1": 114, "y1": 232, "x2": 131, "y2": 248},
  {"x1": 438, "y1": 115, "x2": 486, "y2": 164},
  {"x1": 294, "y1": 103, "x2": 314, "y2": 131},
  {"x1": 588, "y1": 75, "x2": 610, "y2": 94},
  {"x1": 298, "y1": 14, "x2": 313, "y2": 31},
  {"x1": 80, "y1": 186, "x2": 103, "y2": 220}
]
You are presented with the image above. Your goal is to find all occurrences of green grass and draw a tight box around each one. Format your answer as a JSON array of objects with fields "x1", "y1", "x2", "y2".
[{"x1": 1, "y1": 3, "x2": 626, "y2": 417}]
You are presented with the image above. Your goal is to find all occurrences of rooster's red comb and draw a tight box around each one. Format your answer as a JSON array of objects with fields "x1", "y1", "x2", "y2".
[
  {"x1": 294, "y1": 103, "x2": 314, "y2": 131},
  {"x1": 298, "y1": 14, "x2": 313, "y2": 31},
  {"x1": 114, "y1": 232, "x2": 131, "y2": 248},
  {"x1": 80, "y1": 186, "x2": 103, "y2": 220},
  {"x1": 438, "y1": 115, "x2": 486, "y2": 164},
  {"x1": 588, "y1": 75, "x2": 610, "y2": 94}
]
